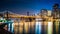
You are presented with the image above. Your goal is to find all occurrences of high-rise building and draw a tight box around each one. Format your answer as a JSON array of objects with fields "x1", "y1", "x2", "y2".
[
  {"x1": 52, "y1": 4, "x2": 60, "y2": 19},
  {"x1": 41, "y1": 9, "x2": 47, "y2": 16},
  {"x1": 47, "y1": 10, "x2": 52, "y2": 17}
]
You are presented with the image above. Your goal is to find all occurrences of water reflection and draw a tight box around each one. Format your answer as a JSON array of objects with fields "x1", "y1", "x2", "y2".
[
  {"x1": 13, "y1": 21, "x2": 60, "y2": 34},
  {"x1": 8, "y1": 23, "x2": 14, "y2": 33},
  {"x1": 35, "y1": 22, "x2": 42, "y2": 34},
  {"x1": 48, "y1": 22, "x2": 53, "y2": 34}
]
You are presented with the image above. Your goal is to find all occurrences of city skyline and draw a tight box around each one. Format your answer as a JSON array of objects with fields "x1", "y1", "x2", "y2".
[
  {"x1": 0, "y1": 0, "x2": 60, "y2": 34},
  {"x1": 0, "y1": 0, "x2": 60, "y2": 15}
]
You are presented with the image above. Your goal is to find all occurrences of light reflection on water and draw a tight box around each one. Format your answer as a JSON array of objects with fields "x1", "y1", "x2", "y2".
[
  {"x1": 35, "y1": 22, "x2": 42, "y2": 34},
  {"x1": 48, "y1": 22, "x2": 53, "y2": 34},
  {"x1": 8, "y1": 23, "x2": 14, "y2": 33},
  {"x1": 11, "y1": 21, "x2": 59, "y2": 34}
]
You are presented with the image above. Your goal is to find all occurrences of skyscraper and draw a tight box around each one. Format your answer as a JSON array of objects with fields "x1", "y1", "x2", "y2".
[
  {"x1": 41, "y1": 9, "x2": 47, "y2": 16},
  {"x1": 52, "y1": 4, "x2": 60, "y2": 19}
]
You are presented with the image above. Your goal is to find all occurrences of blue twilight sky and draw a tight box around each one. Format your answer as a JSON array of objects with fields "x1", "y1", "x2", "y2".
[{"x1": 0, "y1": 0, "x2": 60, "y2": 15}]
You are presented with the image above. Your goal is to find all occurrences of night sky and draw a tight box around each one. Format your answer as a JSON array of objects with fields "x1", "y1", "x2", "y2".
[{"x1": 0, "y1": 0, "x2": 60, "y2": 15}]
